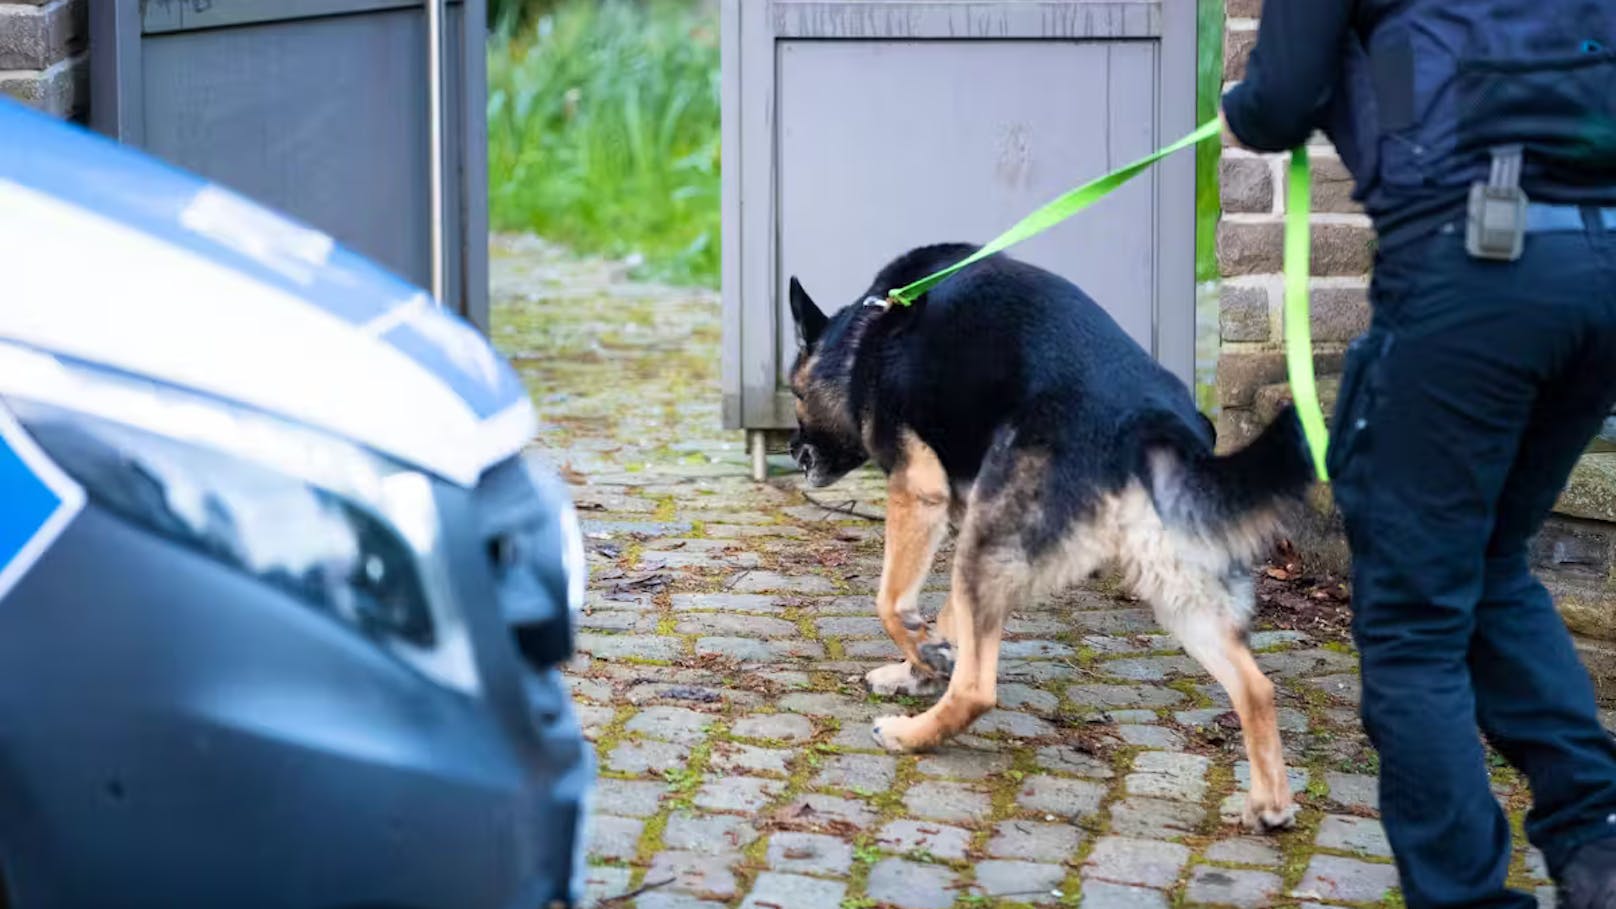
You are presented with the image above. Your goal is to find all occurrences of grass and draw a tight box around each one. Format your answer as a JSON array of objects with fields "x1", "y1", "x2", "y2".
[{"x1": 487, "y1": 0, "x2": 721, "y2": 286}]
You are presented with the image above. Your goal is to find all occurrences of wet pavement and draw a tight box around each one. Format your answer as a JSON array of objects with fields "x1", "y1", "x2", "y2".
[{"x1": 490, "y1": 234, "x2": 1550, "y2": 908}]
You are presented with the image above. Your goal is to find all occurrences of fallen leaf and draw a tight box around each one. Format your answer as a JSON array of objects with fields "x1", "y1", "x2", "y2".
[{"x1": 609, "y1": 571, "x2": 670, "y2": 595}]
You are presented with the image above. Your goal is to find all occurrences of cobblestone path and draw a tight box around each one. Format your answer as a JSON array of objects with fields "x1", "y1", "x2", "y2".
[{"x1": 490, "y1": 235, "x2": 1551, "y2": 909}]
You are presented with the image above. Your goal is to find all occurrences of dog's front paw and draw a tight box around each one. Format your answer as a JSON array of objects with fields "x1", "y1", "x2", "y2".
[
  {"x1": 1238, "y1": 794, "x2": 1299, "y2": 834},
  {"x1": 918, "y1": 641, "x2": 955, "y2": 675},
  {"x1": 864, "y1": 661, "x2": 946, "y2": 698},
  {"x1": 871, "y1": 714, "x2": 933, "y2": 753}
]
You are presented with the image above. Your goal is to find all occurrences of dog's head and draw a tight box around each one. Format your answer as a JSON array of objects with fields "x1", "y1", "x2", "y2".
[{"x1": 786, "y1": 277, "x2": 871, "y2": 487}]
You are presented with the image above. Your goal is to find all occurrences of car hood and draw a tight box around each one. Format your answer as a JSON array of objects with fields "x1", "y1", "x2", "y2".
[{"x1": 0, "y1": 100, "x2": 533, "y2": 488}]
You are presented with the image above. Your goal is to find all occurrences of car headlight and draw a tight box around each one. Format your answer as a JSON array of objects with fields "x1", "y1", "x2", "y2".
[
  {"x1": 474, "y1": 450, "x2": 586, "y2": 670},
  {"x1": 0, "y1": 343, "x2": 479, "y2": 695}
]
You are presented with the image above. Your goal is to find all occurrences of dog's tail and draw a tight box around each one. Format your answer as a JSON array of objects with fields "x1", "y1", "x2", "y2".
[{"x1": 1134, "y1": 405, "x2": 1317, "y2": 562}]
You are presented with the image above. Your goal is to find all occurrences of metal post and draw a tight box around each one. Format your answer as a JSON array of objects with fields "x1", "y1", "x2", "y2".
[
  {"x1": 426, "y1": 0, "x2": 448, "y2": 308},
  {"x1": 88, "y1": 0, "x2": 144, "y2": 144},
  {"x1": 748, "y1": 430, "x2": 768, "y2": 482}
]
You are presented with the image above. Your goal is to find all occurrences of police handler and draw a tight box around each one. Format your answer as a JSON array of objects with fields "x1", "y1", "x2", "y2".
[{"x1": 1221, "y1": 2, "x2": 1616, "y2": 907}]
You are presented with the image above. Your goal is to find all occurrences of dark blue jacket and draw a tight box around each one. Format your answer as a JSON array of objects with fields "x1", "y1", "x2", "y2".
[{"x1": 1224, "y1": 0, "x2": 1616, "y2": 249}]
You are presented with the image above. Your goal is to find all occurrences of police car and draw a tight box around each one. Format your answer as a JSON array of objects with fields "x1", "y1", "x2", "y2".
[{"x1": 0, "y1": 100, "x2": 593, "y2": 907}]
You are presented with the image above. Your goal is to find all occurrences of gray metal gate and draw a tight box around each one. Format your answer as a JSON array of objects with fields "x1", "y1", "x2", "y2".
[
  {"x1": 89, "y1": 0, "x2": 490, "y2": 329},
  {"x1": 720, "y1": 0, "x2": 1199, "y2": 474}
]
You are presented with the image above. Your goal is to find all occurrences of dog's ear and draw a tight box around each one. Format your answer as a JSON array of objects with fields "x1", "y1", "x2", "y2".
[{"x1": 789, "y1": 277, "x2": 829, "y2": 348}]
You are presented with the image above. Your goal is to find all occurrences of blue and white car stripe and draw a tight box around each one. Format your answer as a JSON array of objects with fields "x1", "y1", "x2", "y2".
[
  {"x1": 0, "y1": 405, "x2": 84, "y2": 601},
  {"x1": 0, "y1": 99, "x2": 535, "y2": 486}
]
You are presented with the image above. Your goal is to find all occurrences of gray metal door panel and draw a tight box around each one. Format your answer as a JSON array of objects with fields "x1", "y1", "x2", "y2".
[
  {"x1": 91, "y1": 0, "x2": 489, "y2": 330},
  {"x1": 139, "y1": 12, "x2": 434, "y2": 297},
  {"x1": 722, "y1": 0, "x2": 1198, "y2": 431},
  {"x1": 769, "y1": 2, "x2": 1162, "y2": 39},
  {"x1": 777, "y1": 39, "x2": 1160, "y2": 387}
]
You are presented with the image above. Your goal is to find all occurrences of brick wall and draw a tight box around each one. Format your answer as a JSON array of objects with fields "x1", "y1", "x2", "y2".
[
  {"x1": 1215, "y1": 2, "x2": 1374, "y2": 449},
  {"x1": 0, "y1": 0, "x2": 86, "y2": 119}
]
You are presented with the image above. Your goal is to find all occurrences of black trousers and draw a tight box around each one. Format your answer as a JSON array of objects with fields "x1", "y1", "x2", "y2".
[{"x1": 1330, "y1": 213, "x2": 1616, "y2": 908}]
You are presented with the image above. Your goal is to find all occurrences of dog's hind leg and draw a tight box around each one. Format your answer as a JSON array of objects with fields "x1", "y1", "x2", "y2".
[
  {"x1": 1124, "y1": 511, "x2": 1299, "y2": 828},
  {"x1": 864, "y1": 434, "x2": 953, "y2": 697},
  {"x1": 932, "y1": 588, "x2": 961, "y2": 650},
  {"x1": 1181, "y1": 615, "x2": 1296, "y2": 832}
]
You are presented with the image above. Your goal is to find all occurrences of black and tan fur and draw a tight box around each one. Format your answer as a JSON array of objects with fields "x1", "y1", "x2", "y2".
[{"x1": 787, "y1": 245, "x2": 1315, "y2": 832}]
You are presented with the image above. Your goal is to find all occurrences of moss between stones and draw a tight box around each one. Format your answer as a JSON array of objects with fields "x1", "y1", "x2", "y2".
[
  {"x1": 586, "y1": 703, "x2": 641, "y2": 767},
  {"x1": 630, "y1": 809, "x2": 670, "y2": 881},
  {"x1": 1168, "y1": 679, "x2": 1216, "y2": 710},
  {"x1": 1304, "y1": 774, "x2": 1330, "y2": 802},
  {"x1": 606, "y1": 655, "x2": 675, "y2": 668},
  {"x1": 982, "y1": 747, "x2": 1041, "y2": 841},
  {"x1": 618, "y1": 540, "x2": 645, "y2": 571},
  {"x1": 1200, "y1": 760, "x2": 1238, "y2": 837},
  {"x1": 1275, "y1": 807, "x2": 1327, "y2": 893},
  {"x1": 652, "y1": 495, "x2": 677, "y2": 522}
]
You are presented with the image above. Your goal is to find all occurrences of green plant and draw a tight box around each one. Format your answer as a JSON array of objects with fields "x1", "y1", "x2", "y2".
[
  {"x1": 1305, "y1": 776, "x2": 1330, "y2": 800},
  {"x1": 489, "y1": 0, "x2": 566, "y2": 33},
  {"x1": 663, "y1": 766, "x2": 702, "y2": 794},
  {"x1": 487, "y1": 0, "x2": 721, "y2": 286}
]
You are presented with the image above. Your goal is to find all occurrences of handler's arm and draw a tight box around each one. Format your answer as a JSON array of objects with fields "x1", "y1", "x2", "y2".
[{"x1": 1221, "y1": 1, "x2": 1354, "y2": 152}]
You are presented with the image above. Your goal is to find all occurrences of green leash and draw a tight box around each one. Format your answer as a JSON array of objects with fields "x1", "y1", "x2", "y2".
[
  {"x1": 1284, "y1": 147, "x2": 1330, "y2": 481},
  {"x1": 886, "y1": 119, "x2": 1222, "y2": 305},
  {"x1": 884, "y1": 119, "x2": 1331, "y2": 482}
]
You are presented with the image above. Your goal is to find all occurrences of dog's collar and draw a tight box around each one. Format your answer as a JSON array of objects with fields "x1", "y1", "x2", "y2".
[{"x1": 861, "y1": 295, "x2": 892, "y2": 311}]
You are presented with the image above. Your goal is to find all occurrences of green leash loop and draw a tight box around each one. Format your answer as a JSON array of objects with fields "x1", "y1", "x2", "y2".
[{"x1": 883, "y1": 118, "x2": 1331, "y2": 482}]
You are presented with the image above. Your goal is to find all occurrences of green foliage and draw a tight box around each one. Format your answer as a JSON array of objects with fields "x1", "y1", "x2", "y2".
[
  {"x1": 487, "y1": 0, "x2": 721, "y2": 285},
  {"x1": 488, "y1": 0, "x2": 566, "y2": 33},
  {"x1": 662, "y1": 766, "x2": 702, "y2": 794},
  {"x1": 1194, "y1": 0, "x2": 1226, "y2": 285}
]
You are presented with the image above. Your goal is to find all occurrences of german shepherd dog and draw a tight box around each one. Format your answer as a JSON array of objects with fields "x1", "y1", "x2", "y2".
[{"x1": 787, "y1": 244, "x2": 1315, "y2": 832}]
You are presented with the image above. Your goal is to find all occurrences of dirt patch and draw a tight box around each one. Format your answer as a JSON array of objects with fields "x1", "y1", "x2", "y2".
[{"x1": 1254, "y1": 541, "x2": 1354, "y2": 645}]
